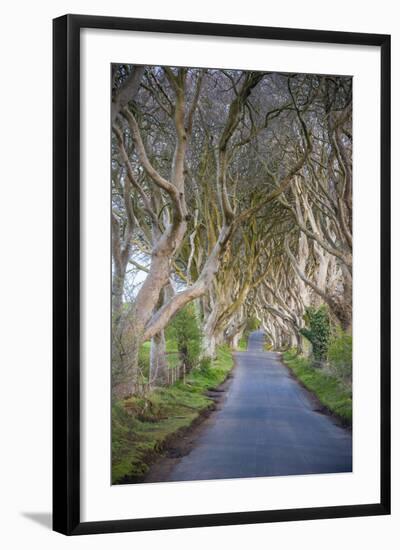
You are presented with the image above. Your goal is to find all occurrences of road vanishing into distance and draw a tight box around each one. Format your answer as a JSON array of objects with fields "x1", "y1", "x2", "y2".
[{"x1": 145, "y1": 330, "x2": 352, "y2": 482}]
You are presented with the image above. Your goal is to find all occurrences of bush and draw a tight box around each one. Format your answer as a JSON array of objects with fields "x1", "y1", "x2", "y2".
[
  {"x1": 247, "y1": 316, "x2": 261, "y2": 331},
  {"x1": 327, "y1": 330, "x2": 352, "y2": 383},
  {"x1": 300, "y1": 305, "x2": 331, "y2": 365},
  {"x1": 283, "y1": 349, "x2": 352, "y2": 424},
  {"x1": 166, "y1": 304, "x2": 201, "y2": 369},
  {"x1": 199, "y1": 356, "x2": 212, "y2": 373}
]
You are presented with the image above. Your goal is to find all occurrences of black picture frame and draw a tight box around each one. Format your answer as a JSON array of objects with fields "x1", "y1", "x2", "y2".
[{"x1": 53, "y1": 14, "x2": 391, "y2": 535}]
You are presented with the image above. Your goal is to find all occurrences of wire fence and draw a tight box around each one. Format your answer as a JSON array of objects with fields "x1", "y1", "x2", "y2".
[
  {"x1": 165, "y1": 360, "x2": 187, "y2": 386},
  {"x1": 131, "y1": 352, "x2": 188, "y2": 395}
]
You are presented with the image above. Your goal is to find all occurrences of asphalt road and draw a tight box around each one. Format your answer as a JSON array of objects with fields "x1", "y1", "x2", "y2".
[{"x1": 147, "y1": 331, "x2": 352, "y2": 482}]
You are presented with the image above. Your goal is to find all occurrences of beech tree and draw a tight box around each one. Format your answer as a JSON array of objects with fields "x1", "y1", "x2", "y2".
[{"x1": 111, "y1": 66, "x2": 351, "y2": 399}]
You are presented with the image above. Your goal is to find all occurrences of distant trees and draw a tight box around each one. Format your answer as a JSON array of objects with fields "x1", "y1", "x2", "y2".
[{"x1": 111, "y1": 65, "x2": 352, "y2": 398}]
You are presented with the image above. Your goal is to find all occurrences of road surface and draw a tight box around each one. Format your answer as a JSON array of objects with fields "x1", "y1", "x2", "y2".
[{"x1": 145, "y1": 330, "x2": 352, "y2": 482}]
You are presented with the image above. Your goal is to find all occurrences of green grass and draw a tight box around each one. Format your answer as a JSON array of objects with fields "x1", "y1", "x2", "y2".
[
  {"x1": 139, "y1": 340, "x2": 180, "y2": 376},
  {"x1": 282, "y1": 349, "x2": 352, "y2": 426},
  {"x1": 237, "y1": 336, "x2": 248, "y2": 351},
  {"x1": 112, "y1": 346, "x2": 234, "y2": 484}
]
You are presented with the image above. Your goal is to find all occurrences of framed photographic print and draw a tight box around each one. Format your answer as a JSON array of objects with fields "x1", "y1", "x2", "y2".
[{"x1": 53, "y1": 14, "x2": 391, "y2": 535}]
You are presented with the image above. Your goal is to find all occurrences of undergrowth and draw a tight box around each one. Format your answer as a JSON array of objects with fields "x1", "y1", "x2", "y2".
[
  {"x1": 282, "y1": 349, "x2": 352, "y2": 426},
  {"x1": 112, "y1": 346, "x2": 234, "y2": 484}
]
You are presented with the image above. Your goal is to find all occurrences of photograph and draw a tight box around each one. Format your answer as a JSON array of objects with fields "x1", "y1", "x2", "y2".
[
  {"x1": 111, "y1": 64, "x2": 353, "y2": 485},
  {"x1": 0, "y1": 0, "x2": 394, "y2": 544}
]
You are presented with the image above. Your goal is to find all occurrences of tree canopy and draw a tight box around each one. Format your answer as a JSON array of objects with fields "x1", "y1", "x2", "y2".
[{"x1": 111, "y1": 65, "x2": 352, "y2": 399}]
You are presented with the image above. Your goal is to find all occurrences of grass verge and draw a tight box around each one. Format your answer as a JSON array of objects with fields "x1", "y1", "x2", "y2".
[
  {"x1": 282, "y1": 349, "x2": 352, "y2": 426},
  {"x1": 112, "y1": 345, "x2": 234, "y2": 484},
  {"x1": 237, "y1": 336, "x2": 248, "y2": 351}
]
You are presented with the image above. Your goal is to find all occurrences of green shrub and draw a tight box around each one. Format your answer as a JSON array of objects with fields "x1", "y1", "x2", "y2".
[
  {"x1": 328, "y1": 330, "x2": 352, "y2": 383},
  {"x1": 247, "y1": 316, "x2": 261, "y2": 331},
  {"x1": 199, "y1": 356, "x2": 212, "y2": 373},
  {"x1": 237, "y1": 337, "x2": 247, "y2": 351},
  {"x1": 283, "y1": 349, "x2": 352, "y2": 424},
  {"x1": 166, "y1": 304, "x2": 201, "y2": 369},
  {"x1": 300, "y1": 305, "x2": 331, "y2": 365}
]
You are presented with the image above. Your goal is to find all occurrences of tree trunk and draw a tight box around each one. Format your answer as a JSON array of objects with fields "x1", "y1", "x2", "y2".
[
  {"x1": 112, "y1": 324, "x2": 142, "y2": 400},
  {"x1": 230, "y1": 331, "x2": 242, "y2": 350},
  {"x1": 150, "y1": 330, "x2": 168, "y2": 386},
  {"x1": 112, "y1": 268, "x2": 124, "y2": 328},
  {"x1": 203, "y1": 304, "x2": 220, "y2": 358},
  {"x1": 295, "y1": 331, "x2": 304, "y2": 354},
  {"x1": 226, "y1": 321, "x2": 246, "y2": 350}
]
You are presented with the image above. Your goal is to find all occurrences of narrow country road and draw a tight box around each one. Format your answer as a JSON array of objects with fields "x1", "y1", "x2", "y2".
[{"x1": 145, "y1": 331, "x2": 352, "y2": 482}]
